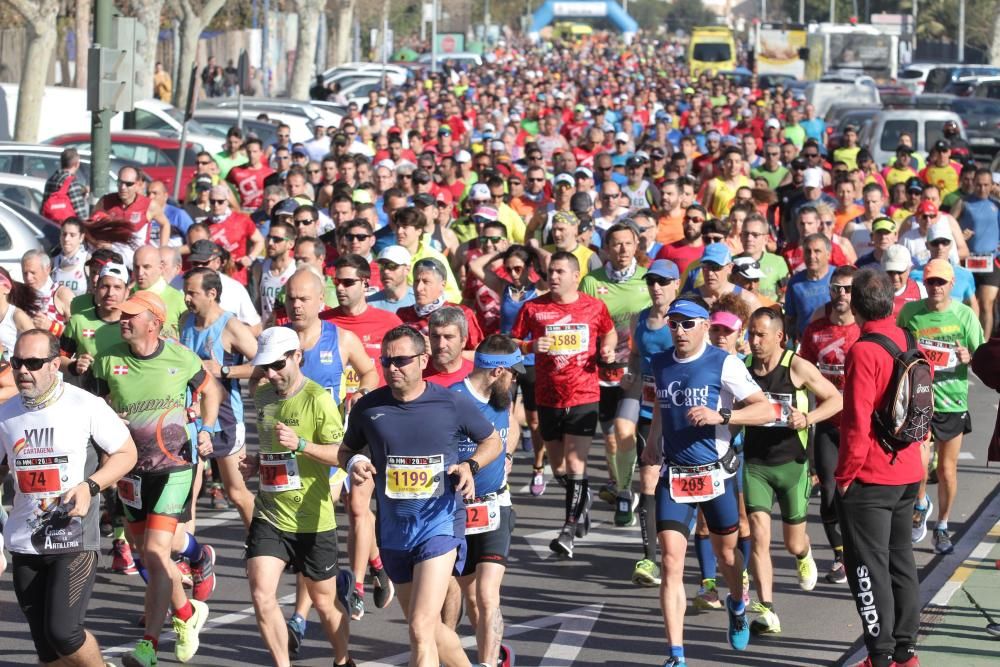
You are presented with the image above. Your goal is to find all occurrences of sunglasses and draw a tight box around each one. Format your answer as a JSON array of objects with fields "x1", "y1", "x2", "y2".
[
  {"x1": 667, "y1": 319, "x2": 701, "y2": 331},
  {"x1": 929, "y1": 239, "x2": 952, "y2": 246},
  {"x1": 294, "y1": 218, "x2": 316, "y2": 226},
  {"x1": 190, "y1": 260, "x2": 213, "y2": 268},
  {"x1": 342, "y1": 233, "x2": 371, "y2": 242},
  {"x1": 804, "y1": 153, "x2": 820, "y2": 158},
  {"x1": 119, "y1": 180, "x2": 136, "y2": 187},
  {"x1": 479, "y1": 235, "x2": 504, "y2": 244},
  {"x1": 380, "y1": 353, "x2": 422, "y2": 368},
  {"x1": 645, "y1": 276, "x2": 675, "y2": 286},
  {"x1": 11, "y1": 355, "x2": 56, "y2": 371},
  {"x1": 471, "y1": 216, "x2": 494, "y2": 225},
  {"x1": 505, "y1": 264, "x2": 525, "y2": 274},
  {"x1": 263, "y1": 353, "x2": 293, "y2": 372},
  {"x1": 267, "y1": 235, "x2": 289, "y2": 243},
  {"x1": 830, "y1": 284, "x2": 852, "y2": 294},
  {"x1": 399, "y1": 174, "x2": 414, "y2": 180},
  {"x1": 703, "y1": 235, "x2": 726, "y2": 243},
  {"x1": 436, "y1": 201, "x2": 450, "y2": 208},
  {"x1": 926, "y1": 278, "x2": 949, "y2": 287},
  {"x1": 380, "y1": 261, "x2": 402, "y2": 271},
  {"x1": 308, "y1": 169, "x2": 321, "y2": 174},
  {"x1": 196, "y1": 160, "x2": 213, "y2": 166},
  {"x1": 334, "y1": 277, "x2": 364, "y2": 287},
  {"x1": 686, "y1": 216, "x2": 705, "y2": 223},
  {"x1": 210, "y1": 198, "x2": 226, "y2": 204}
]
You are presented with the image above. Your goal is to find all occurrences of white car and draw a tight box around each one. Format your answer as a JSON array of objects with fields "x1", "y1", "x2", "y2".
[
  {"x1": 0, "y1": 199, "x2": 53, "y2": 280},
  {"x1": 0, "y1": 173, "x2": 46, "y2": 211}
]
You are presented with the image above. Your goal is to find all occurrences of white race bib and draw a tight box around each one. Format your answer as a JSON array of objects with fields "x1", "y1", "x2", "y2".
[
  {"x1": 667, "y1": 464, "x2": 724, "y2": 504},
  {"x1": 763, "y1": 392, "x2": 794, "y2": 427},
  {"x1": 117, "y1": 475, "x2": 142, "y2": 510},
  {"x1": 964, "y1": 255, "x2": 993, "y2": 273},
  {"x1": 385, "y1": 455, "x2": 445, "y2": 500},
  {"x1": 259, "y1": 451, "x2": 303, "y2": 492},
  {"x1": 464, "y1": 492, "x2": 500, "y2": 535},
  {"x1": 545, "y1": 323, "x2": 589, "y2": 355},
  {"x1": 13, "y1": 455, "x2": 69, "y2": 500},
  {"x1": 918, "y1": 337, "x2": 958, "y2": 372}
]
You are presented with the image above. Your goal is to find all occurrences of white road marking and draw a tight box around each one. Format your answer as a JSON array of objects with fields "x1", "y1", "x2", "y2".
[
  {"x1": 959, "y1": 451, "x2": 975, "y2": 460},
  {"x1": 524, "y1": 520, "x2": 641, "y2": 560},
  {"x1": 364, "y1": 603, "x2": 605, "y2": 667}
]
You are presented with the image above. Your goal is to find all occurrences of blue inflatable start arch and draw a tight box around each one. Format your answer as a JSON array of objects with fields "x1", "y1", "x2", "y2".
[{"x1": 529, "y1": 0, "x2": 639, "y2": 42}]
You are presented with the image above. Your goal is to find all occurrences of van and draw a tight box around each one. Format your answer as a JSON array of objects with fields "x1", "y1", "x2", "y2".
[
  {"x1": 688, "y1": 27, "x2": 737, "y2": 78},
  {"x1": 860, "y1": 109, "x2": 967, "y2": 167},
  {"x1": 804, "y1": 80, "x2": 880, "y2": 118}
]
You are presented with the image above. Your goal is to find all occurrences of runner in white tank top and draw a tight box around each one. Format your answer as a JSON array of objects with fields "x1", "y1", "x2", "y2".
[{"x1": 51, "y1": 248, "x2": 90, "y2": 296}]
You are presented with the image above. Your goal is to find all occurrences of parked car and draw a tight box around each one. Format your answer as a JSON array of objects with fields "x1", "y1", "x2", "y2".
[
  {"x1": 0, "y1": 199, "x2": 55, "y2": 279},
  {"x1": 898, "y1": 63, "x2": 951, "y2": 94},
  {"x1": 201, "y1": 97, "x2": 342, "y2": 129},
  {"x1": 321, "y1": 63, "x2": 410, "y2": 87},
  {"x1": 805, "y1": 80, "x2": 881, "y2": 118},
  {"x1": 972, "y1": 76, "x2": 1000, "y2": 100},
  {"x1": 860, "y1": 109, "x2": 967, "y2": 167},
  {"x1": 923, "y1": 65, "x2": 1000, "y2": 93},
  {"x1": 825, "y1": 106, "x2": 881, "y2": 151},
  {"x1": 194, "y1": 106, "x2": 313, "y2": 143},
  {"x1": 0, "y1": 143, "x2": 131, "y2": 193},
  {"x1": 0, "y1": 173, "x2": 46, "y2": 211},
  {"x1": 947, "y1": 97, "x2": 1000, "y2": 153},
  {"x1": 46, "y1": 131, "x2": 201, "y2": 195},
  {"x1": 193, "y1": 113, "x2": 279, "y2": 148},
  {"x1": 416, "y1": 51, "x2": 482, "y2": 68}
]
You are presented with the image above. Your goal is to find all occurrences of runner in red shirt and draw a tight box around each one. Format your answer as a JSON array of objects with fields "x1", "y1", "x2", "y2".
[
  {"x1": 422, "y1": 305, "x2": 475, "y2": 386},
  {"x1": 512, "y1": 251, "x2": 615, "y2": 558},
  {"x1": 207, "y1": 185, "x2": 265, "y2": 286},
  {"x1": 93, "y1": 165, "x2": 156, "y2": 264},
  {"x1": 656, "y1": 204, "x2": 707, "y2": 273},
  {"x1": 397, "y1": 257, "x2": 483, "y2": 351},
  {"x1": 798, "y1": 265, "x2": 861, "y2": 584},
  {"x1": 226, "y1": 138, "x2": 274, "y2": 211}
]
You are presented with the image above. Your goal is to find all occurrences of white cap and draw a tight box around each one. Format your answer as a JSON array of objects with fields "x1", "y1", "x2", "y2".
[
  {"x1": 455, "y1": 150, "x2": 472, "y2": 163},
  {"x1": 490, "y1": 140, "x2": 507, "y2": 152},
  {"x1": 732, "y1": 256, "x2": 765, "y2": 279},
  {"x1": 881, "y1": 244, "x2": 913, "y2": 273},
  {"x1": 375, "y1": 158, "x2": 396, "y2": 172},
  {"x1": 252, "y1": 327, "x2": 301, "y2": 366},
  {"x1": 614, "y1": 131, "x2": 630, "y2": 144},
  {"x1": 927, "y1": 220, "x2": 954, "y2": 242},
  {"x1": 765, "y1": 118, "x2": 781, "y2": 130},
  {"x1": 484, "y1": 122, "x2": 496, "y2": 132},
  {"x1": 803, "y1": 167, "x2": 824, "y2": 189},
  {"x1": 376, "y1": 244, "x2": 412, "y2": 266},
  {"x1": 98, "y1": 262, "x2": 129, "y2": 282},
  {"x1": 470, "y1": 183, "x2": 491, "y2": 201},
  {"x1": 554, "y1": 173, "x2": 575, "y2": 186}
]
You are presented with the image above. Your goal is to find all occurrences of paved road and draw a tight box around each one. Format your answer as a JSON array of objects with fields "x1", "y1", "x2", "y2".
[{"x1": 0, "y1": 377, "x2": 998, "y2": 666}]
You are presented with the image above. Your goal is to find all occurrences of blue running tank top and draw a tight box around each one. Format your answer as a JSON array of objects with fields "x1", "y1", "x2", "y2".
[
  {"x1": 294, "y1": 321, "x2": 344, "y2": 404},
  {"x1": 180, "y1": 311, "x2": 243, "y2": 434},
  {"x1": 450, "y1": 378, "x2": 510, "y2": 496},
  {"x1": 500, "y1": 284, "x2": 538, "y2": 366}
]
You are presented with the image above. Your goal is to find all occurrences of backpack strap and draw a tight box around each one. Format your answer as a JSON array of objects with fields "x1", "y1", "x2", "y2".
[{"x1": 860, "y1": 332, "x2": 903, "y2": 359}]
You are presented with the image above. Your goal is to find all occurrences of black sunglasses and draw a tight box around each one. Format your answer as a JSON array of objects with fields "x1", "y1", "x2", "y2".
[
  {"x1": 120, "y1": 180, "x2": 136, "y2": 187},
  {"x1": 267, "y1": 235, "x2": 289, "y2": 243},
  {"x1": 11, "y1": 355, "x2": 57, "y2": 371},
  {"x1": 342, "y1": 233, "x2": 371, "y2": 242},
  {"x1": 380, "y1": 353, "x2": 422, "y2": 368},
  {"x1": 830, "y1": 284, "x2": 852, "y2": 294},
  {"x1": 479, "y1": 235, "x2": 504, "y2": 244},
  {"x1": 645, "y1": 276, "x2": 675, "y2": 286},
  {"x1": 210, "y1": 198, "x2": 226, "y2": 204},
  {"x1": 263, "y1": 352, "x2": 295, "y2": 372},
  {"x1": 294, "y1": 218, "x2": 316, "y2": 226},
  {"x1": 333, "y1": 277, "x2": 364, "y2": 287}
]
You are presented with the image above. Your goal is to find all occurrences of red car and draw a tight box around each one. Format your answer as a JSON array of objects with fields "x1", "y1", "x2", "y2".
[{"x1": 46, "y1": 131, "x2": 202, "y2": 198}]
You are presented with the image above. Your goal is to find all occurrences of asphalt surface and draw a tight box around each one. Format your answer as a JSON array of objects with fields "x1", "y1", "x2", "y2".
[{"x1": 0, "y1": 377, "x2": 998, "y2": 666}]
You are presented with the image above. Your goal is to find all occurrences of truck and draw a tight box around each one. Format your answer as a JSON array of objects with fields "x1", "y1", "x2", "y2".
[
  {"x1": 804, "y1": 23, "x2": 899, "y2": 82},
  {"x1": 688, "y1": 26, "x2": 738, "y2": 78}
]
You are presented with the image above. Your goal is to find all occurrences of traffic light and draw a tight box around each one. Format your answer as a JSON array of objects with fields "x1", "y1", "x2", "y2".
[{"x1": 87, "y1": 16, "x2": 136, "y2": 113}]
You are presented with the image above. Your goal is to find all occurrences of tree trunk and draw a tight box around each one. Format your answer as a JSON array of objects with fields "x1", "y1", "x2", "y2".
[
  {"x1": 74, "y1": 0, "x2": 90, "y2": 88},
  {"x1": 288, "y1": 0, "x2": 323, "y2": 100},
  {"x1": 333, "y1": 0, "x2": 356, "y2": 66},
  {"x1": 133, "y1": 0, "x2": 166, "y2": 100},
  {"x1": 172, "y1": 0, "x2": 227, "y2": 108},
  {"x1": 9, "y1": 0, "x2": 59, "y2": 142},
  {"x1": 992, "y1": 11, "x2": 1000, "y2": 65}
]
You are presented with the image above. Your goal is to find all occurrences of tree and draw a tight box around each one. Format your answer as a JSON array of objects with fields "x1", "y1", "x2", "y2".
[
  {"x1": 288, "y1": 0, "x2": 324, "y2": 99},
  {"x1": 173, "y1": 0, "x2": 227, "y2": 108},
  {"x1": 75, "y1": 0, "x2": 91, "y2": 88},
  {"x1": 131, "y1": 0, "x2": 167, "y2": 100},
  {"x1": 2, "y1": 0, "x2": 59, "y2": 142},
  {"x1": 333, "y1": 0, "x2": 358, "y2": 66}
]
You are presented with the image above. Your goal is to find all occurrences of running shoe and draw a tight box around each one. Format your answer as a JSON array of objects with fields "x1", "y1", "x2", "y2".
[
  {"x1": 614, "y1": 491, "x2": 637, "y2": 527},
  {"x1": 796, "y1": 548, "x2": 818, "y2": 591},
  {"x1": 175, "y1": 558, "x2": 193, "y2": 588},
  {"x1": 173, "y1": 598, "x2": 208, "y2": 662},
  {"x1": 749, "y1": 601, "x2": 781, "y2": 634},
  {"x1": 631, "y1": 558, "x2": 661, "y2": 587},
  {"x1": 662, "y1": 658, "x2": 687, "y2": 667},
  {"x1": 190, "y1": 545, "x2": 216, "y2": 602},
  {"x1": 933, "y1": 528, "x2": 954, "y2": 555},
  {"x1": 912, "y1": 497, "x2": 933, "y2": 544},
  {"x1": 986, "y1": 623, "x2": 1000, "y2": 637},
  {"x1": 550, "y1": 524, "x2": 575, "y2": 557},
  {"x1": 850, "y1": 658, "x2": 877, "y2": 667},
  {"x1": 892, "y1": 655, "x2": 921, "y2": 667},
  {"x1": 122, "y1": 639, "x2": 157, "y2": 667},
  {"x1": 348, "y1": 587, "x2": 365, "y2": 621},
  {"x1": 208, "y1": 484, "x2": 230, "y2": 510},
  {"x1": 520, "y1": 428, "x2": 533, "y2": 452},
  {"x1": 598, "y1": 480, "x2": 618, "y2": 505},
  {"x1": 111, "y1": 538, "x2": 138, "y2": 575},
  {"x1": 372, "y1": 565, "x2": 395, "y2": 609},
  {"x1": 336, "y1": 569, "x2": 358, "y2": 616},
  {"x1": 529, "y1": 468, "x2": 546, "y2": 496},
  {"x1": 826, "y1": 560, "x2": 848, "y2": 584},
  {"x1": 692, "y1": 578, "x2": 722, "y2": 610},
  {"x1": 726, "y1": 595, "x2": 750, "y2": 650},
  {"x1": 286, "y1": 614, "x2": 306, "y2": 657},
  {"x1": 498, "y1": 642, "x2": 515, "y2": 666}
]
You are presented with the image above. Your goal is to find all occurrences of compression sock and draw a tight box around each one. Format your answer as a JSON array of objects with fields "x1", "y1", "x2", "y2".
[
  {"x1": 354, "y1": 580, "x2": 364, "y2": 595},
  {"x1": 290, "y1": 612, "x2": 307, "y2": 633},
  {"x1": 369, "y1": 555, "x2": 383, "y2": 571},
  {"x1": 695, "y1": 534, "x2": 717, "y2": 581},
  {"x1": 605, "y1": 450, "x2": 617, "y2": 486},
  {"x1": 565, "y1": 474, "x2": 584, "y2": 524},
  {"x1": 179, "y1": 533, "x2": 203, "y2": 563},
  {"x1": 738, "y1": 535, "x2": 752, "y2": 571},
  {"x1": 640, "y1": 493, "x2": 657, "y2": 561},
  {"x1": 132, "y1": 555, "x2": 149, "y2": 583},
  {"x1": 113, "y1": 525, "x2": 126, "y2": 541},
  {"x1": 670, "y1": 645, "x2": 685, "y2": 660},
  {"x1": 617, "y1": 447, "x2": 638, "y2": 491},
  {"x1": 142, "y1": 635, "x2": 159, "y2": 651},
  {"x1": 174, "y1": 600, "x2": 194, "y2": 622},
  {"x1": 833, "y1": 545, "x2": 844, "y2": 563},
  {"x1": 572, "y1": 476, "x2": 590, "y2": 523},
  {"x1": 914, "y1": 495, "x2": 928, "y2": 510},
  {"x1": 823, "y1": 521, "x2": 843, "y2": 555}
]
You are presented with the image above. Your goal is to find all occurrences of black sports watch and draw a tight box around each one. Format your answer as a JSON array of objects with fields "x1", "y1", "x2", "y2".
[
  {"x1": 84, "y1": 478, "x2": 100, "y2": 497},
  {"x1": 221, "y1": 366, "x2": 231, "y2": 380},
  {"x1": 463, "y1": 459, "x2": 480, "y2": 475},
  {"x1": 719, "y1": 408, "x2": 732, "y2": 425}
]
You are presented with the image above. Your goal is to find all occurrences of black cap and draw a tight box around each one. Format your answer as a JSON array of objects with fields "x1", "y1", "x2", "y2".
[
  {"x1": 906, "y1": 176, "x2": 924, "y2": 192},
  {"x1": 272, "y1": 198, "x2": 299, "y2": 218},
  {"x1": 194, "y1": 174, "x2": 213, "y2": 191},
  {"x1": 857, "y1": 148, "x2": 873, "y2": 163},
  {"x1": 570, "y1": 191, "x2": 592, "y2": 215},
  {"x1": 625, "y1": 156, "x2": 643, "y2": 169},
  {"x1": 651, "y1": 147, "x2": 667, "y2": 160},
  {"x1": 412, "y1": 192, "x2": 436, "y2": 207},
  {"x1": 933, "y1": 139, "x2": 951, "y2": 152},
  {"x1": 895, "y1": 144, "x2": 914, "y2": 155},
  {"x1": 188, "y1": 239, "x2": 224, "y2": 262},
  {"x1": 791, "y1": 157, "x2": 808, "y2": 170},
  {"x1": 332, "y1": 133, "x2": 348, "y2": 146}
]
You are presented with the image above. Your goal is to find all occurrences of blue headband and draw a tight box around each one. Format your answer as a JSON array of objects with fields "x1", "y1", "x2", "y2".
[{"x1": 474, "y1": 351, "x2": 524, "y2": 370}]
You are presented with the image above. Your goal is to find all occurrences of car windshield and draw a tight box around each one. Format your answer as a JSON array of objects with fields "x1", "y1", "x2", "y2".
[
  {"x1": 162, "y1": 106, "x2": 210, "y2": 135},
  {"x1": 692, "y1": 43, "x2": 731, "y2": 62}
]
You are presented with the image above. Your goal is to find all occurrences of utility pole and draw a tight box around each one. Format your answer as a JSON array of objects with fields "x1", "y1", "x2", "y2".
[
  {"x1": 91, "y1": 0, "x2": 113, "y2": 199},
  {"x1": 431, "y1": 0, "x2": 438, "y2": 74},
  {"x1": 958, "y1": 0, "x2": 965, "y2": 62},
  {"x1": 829, "y1": 0, "x2": 835, "y2": 23},
  {"x1": 799, "y1": 0, "x2": 805, "y2": 24},
  {"x1": 262, "y1": 0, "x2": 270, "y2": 97}
]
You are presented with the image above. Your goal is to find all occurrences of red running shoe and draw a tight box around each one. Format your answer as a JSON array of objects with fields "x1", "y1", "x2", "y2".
[{"x1": 190, "y1": 545, "x2": 216, "y2": 602}]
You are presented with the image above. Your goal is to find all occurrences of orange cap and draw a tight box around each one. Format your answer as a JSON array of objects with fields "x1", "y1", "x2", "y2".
[
  {"x1": 119, "y1": 290, "x2": 167, "y2": 323},
  {"x1": 923, "y1": 259, "x2": 954, "y2": 283}
]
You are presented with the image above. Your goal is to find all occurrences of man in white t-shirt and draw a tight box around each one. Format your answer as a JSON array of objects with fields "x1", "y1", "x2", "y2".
[{"x1": 177, "y1": 239, "x2": 263, "y2": 336}]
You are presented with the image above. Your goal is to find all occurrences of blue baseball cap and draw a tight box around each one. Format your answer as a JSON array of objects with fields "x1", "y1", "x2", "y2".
[
  {"x1": 667, "y1": 299, "x2": 710, "y2": 320},
  {"x1": 474, "y1": 350, "x2": 527, "y2": 374},
  {"x1": 701, "y1": 242, "x2": 732, "y2": 267},
  {"x1": 646, "y1": 259, "x2": 679, "y2": 280}
]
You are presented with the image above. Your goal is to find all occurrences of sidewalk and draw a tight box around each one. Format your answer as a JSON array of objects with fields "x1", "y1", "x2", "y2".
[{"x1": 917, "y1": 519, "x2": 1000, "y2": 666}]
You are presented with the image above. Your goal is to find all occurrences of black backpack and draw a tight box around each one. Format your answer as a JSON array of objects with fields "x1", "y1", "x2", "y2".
[{"x1": 859, "y1": 330, "x2": 934, "y2": 460}]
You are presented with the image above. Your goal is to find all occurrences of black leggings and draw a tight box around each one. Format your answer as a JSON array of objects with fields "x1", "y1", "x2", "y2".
[
  {"x1": 12, "y1": 550, "x2": 97, "y2": 663},
  {"x1": 814, "y1": 422, "x2": 843, "y2": 552}
]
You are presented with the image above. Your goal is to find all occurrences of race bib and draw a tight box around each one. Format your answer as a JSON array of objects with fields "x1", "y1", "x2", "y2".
[
  {"x1": 343, "y1": 366, "x2": 360, "y2": 394},
  {"x1": 818, "y1": 363, "x2": 846, "y2": 392},
  {"x1": 259, "y1": 451, "x2": 302, "y2": 492},
  {"x1": 385, "y1": 454, "x2": 444, "y2": 500},
  {"x1": 918, "y1": 337, "x2": 958, "y2": 372},
  {"x1": 667, "y1": 464, "x2": 724, "y2": 504},
  {"x1": 117, "y1": 475, "x2": 142, "y2": 510},
  {"x1": 14, "y1": 455, "x2": 68, "y2": 500},
  {"x1": 964, "y1": 255, "x2": 993, "y2": 273},
  {"x1": 640, "y1": 374, "x2": 657, "y2": 409},
  {"x1": 764, "y1": 392, "x2": 794, "y2": 427},
  {"x1": 545, "y1": 324, "x2": 589, "y2": 355},
  {"x1": 464, "y1": 492, "x2": 500, "y2": 535}
]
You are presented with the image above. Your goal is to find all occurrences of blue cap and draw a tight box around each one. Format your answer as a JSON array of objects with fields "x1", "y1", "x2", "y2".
[
  {"x1": 646, "y1": 259, "x2": 679, "y2": 280},
  {"x1": 667, "y1": 299, "x2": 710, "y2": 320},
  {"x1": 701, "y1": 242, "x2": 732, "y2": 267},
  {"x1": 474, "y1": 350, "x2": 526, "y2": 374},
  {"x1": 272, "y1": 198, "x2": 299, "y2": 218}
]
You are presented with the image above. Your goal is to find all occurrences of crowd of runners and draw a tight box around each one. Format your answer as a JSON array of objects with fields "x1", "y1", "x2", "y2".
[{"x1": 0, "y1": 32, "x2": 995, "y2": 667}]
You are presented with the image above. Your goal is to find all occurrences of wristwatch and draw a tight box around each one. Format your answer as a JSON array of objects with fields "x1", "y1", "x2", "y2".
[
  {"x1": 719, "y1": 408, "x2": 732, "y2": 425},
  {"x1": 84, "y1": 478, "x2": 100, "y2": 497},
  {"x1": 221, "y1": 366, "x2": 231, "y2": 380},
  {"x1": 463, "y1": 458, "x2": 480, "y2": 475}
]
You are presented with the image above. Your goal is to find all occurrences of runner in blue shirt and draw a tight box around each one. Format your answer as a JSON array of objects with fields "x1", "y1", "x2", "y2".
[
  {"x1": 642, "y1": 297, "x2": 772, "y2": 666},
  {"x1": 341, "y1": 325, "x2": 503, "y2": 667}
]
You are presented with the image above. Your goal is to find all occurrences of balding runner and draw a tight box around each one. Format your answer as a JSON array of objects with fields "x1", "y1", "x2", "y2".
[{"x1": 132, "y1": 245, "x2": 186, "y2": 339}]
